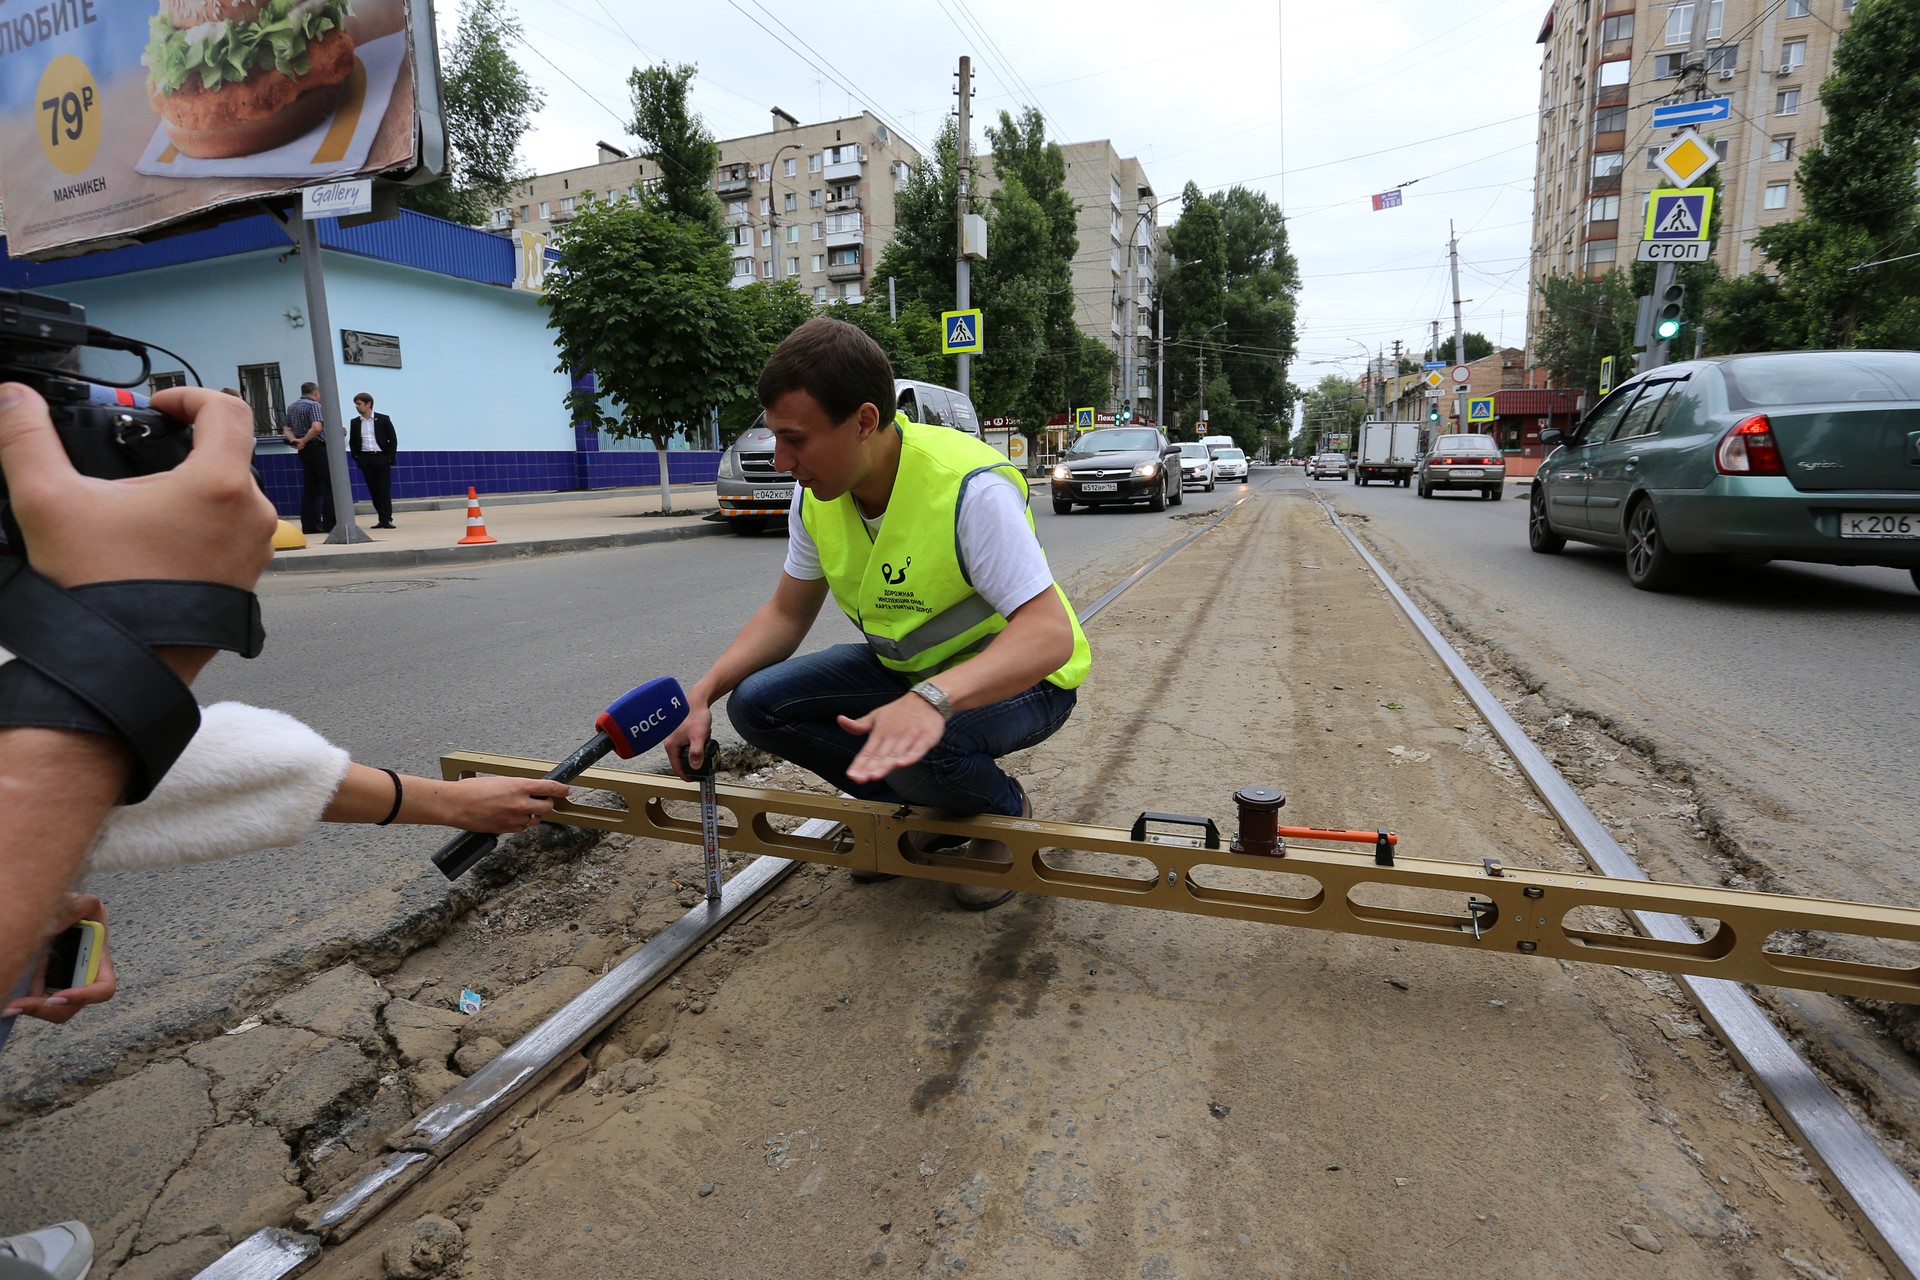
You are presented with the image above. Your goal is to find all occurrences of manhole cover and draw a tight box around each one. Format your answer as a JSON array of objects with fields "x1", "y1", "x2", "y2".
[{"x1": 326, "y1": 579, "x2": 441, "y2": 594}]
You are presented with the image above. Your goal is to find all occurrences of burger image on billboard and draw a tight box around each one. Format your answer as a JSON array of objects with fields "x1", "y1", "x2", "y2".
[{"x1": 143, "y1": 0, "x2": 357, "y2": 159}]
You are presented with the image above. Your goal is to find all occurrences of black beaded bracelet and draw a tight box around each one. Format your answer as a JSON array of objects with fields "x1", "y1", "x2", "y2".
[{"x1": 376, "y1": 768, "x2": 404, "y2": 826}]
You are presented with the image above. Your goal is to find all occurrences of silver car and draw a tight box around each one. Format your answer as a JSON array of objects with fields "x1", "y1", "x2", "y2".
[
  {"x1": 1416, "y1": 433, "x2": 1507, "y2": 501},
  {"x1": 1309, "y1": 452, "x2": 1349, "y2": 480},
  {"x1": 1176, "y1": 442, "x2": 1216, "y2": 491}
]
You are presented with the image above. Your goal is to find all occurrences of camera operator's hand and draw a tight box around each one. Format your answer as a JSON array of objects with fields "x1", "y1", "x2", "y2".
[
  {"x1": 0, "y1": 383, "x2": 275, "y2": 682},
  {"x1": 4, "y1": 894, "x2": 116, "y2": 1025}
]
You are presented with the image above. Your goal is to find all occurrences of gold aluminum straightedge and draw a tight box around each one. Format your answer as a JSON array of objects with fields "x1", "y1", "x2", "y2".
[{"x1": 444, "y1": 752, "x2": 1920, "y2": 1005}]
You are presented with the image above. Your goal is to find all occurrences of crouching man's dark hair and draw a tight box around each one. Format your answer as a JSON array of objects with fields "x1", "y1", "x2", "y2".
[{"x1": 757, "y1": 317, "x2": 895, "y2": 426}]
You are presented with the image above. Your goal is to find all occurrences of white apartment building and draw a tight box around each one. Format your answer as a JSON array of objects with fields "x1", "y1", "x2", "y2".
[
  {"x1": 1059, "y1": 141, "x2": 1160, "y2": 418},
  {"x1": 489, "y1": 108, "x2": 919, "y2": 306},
  {"x1": 1529, "y1": 0, "x2": 1856, "y2": 298}
]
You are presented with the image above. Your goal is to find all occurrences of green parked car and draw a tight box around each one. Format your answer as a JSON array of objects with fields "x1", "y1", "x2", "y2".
[{"x1": 1529, "y1": 351, "x2": 1920, "y2": 592}]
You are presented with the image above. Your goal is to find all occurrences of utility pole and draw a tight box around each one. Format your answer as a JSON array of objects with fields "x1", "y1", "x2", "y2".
[
  {"x1": 1124, "y1": 232, "x2": 1135, "y2": 423},
  {"x1": 1449, "y1": 221, "x2": 1467, "y2": 429},
  {"x1": 1645, "y1": 0, "x2": 1711, "y2": 372},
  {"x1": 1390, "y1": 338, "x2": 1403, "y2": 421},
  {"x1": 954, "y1": 56, "x2": 973, "y2": 397}
]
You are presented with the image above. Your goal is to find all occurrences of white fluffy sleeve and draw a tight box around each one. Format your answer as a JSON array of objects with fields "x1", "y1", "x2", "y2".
[{"x1": 84, "y1": 702, "x2": 352, "y2": 875}]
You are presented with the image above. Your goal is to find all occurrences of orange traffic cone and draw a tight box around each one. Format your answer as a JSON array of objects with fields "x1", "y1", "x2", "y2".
[{"x1": 457, "y1": 486, "x2": 497, "y2": 545}]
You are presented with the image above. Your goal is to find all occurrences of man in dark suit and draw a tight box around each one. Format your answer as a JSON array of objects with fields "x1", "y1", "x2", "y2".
[{"x1": 347, "y1": 392, "x2": 399, "y2": 529}]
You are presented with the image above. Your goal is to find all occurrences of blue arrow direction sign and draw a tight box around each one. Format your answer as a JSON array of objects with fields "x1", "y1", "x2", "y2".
[
  {"x1": 1421, "y1": 360, "x2": 1447, "y2": 370},
  {"x1": 1652, "y1": 97, "x2": 1730, "y2": 130}
]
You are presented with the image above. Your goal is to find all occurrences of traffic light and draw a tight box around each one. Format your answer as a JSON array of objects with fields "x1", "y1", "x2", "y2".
[
  {"x1": 1653, "y1": 281, "x2": 1686, "y2": 342},
  {"x1": 1427, "y1": 404, "x2": 1440, "y2": 424},
  {"x1": 1116, "y1": 403, "x2": 1132, "y2": 426}
]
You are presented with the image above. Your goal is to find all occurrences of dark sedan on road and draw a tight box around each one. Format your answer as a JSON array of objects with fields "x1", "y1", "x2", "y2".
[
  {"x1": 1528, "y1": 351, "x2": 1920, "y2": 592},
  {"x1": 1051, "y1": 427, "x2": 1182, "y2": 513}
]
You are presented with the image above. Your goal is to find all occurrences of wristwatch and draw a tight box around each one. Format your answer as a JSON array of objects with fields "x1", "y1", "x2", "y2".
[{"x1": 909, "y1": 680, "x2": 953, "y2": 720}]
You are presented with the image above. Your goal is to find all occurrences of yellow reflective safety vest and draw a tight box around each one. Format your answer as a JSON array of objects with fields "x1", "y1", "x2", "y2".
[{"x1": 801, "y1": 416, "x2": 1091, "y2": 690}]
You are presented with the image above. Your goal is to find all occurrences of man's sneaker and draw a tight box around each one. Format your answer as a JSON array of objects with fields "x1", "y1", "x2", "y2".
[
  {"x1": 954, "y1": 779, "x2": 1029, "y2": 911},
  {"x1": 0, "y1": 1221, "x2": 94, "y2": 1280}
]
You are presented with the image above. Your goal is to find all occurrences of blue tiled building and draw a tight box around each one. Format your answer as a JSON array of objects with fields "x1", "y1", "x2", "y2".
[{"x1": 0, "y1": 210, "x2": 718, "y2": 515}]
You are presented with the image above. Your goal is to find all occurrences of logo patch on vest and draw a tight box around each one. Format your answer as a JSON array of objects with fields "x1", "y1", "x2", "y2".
[{"x1": 881, "y1": 557, "x2": 911, "y2": 585}]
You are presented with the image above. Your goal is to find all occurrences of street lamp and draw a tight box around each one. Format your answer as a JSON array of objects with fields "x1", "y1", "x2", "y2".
[
  {"x1": 1124, "y1": 196, "x2": 1168, "y2": 425},
  {"x1": 767, "y1": 142, "x2": 804, "y2": 283}
]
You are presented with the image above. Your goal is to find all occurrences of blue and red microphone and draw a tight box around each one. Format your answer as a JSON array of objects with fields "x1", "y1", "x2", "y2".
[{"x1": 431, "y1": 677, "x2": 688, "y2": 879}]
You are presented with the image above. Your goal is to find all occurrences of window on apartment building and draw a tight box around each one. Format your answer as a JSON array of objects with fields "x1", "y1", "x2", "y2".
[
  {"x1": 1780, "y1": 38, "x2": 1806, "y2": 70},
  {"x1": 1592, "y1": 151, "x2": 1624, "y2": 178},
  {"x1": 828, "y1": 246, "x2": 860, "y2": 266},
  {"x1": 829, "y1": 182, "x2": 857, "y2": 202},
  {"x1": 730, "y1": 226, "x2": 750, "y2": 246},
  {"x1": 787, "y1": 257, "x2": 800, "y2": 276},
  {"x1": 492, "y1": 209, "x2": 510, "y2": 227},
  {"x1": 733, "y1": 259, "x2": 754, "y2": 277},
  {"x1": 809, "y1": 189, "x2": 822, "y2": 207},
  {"x1": 1594, "y1": 104, "x2": 1627, "y2": 135},
  {"x1": 813, "y1": 286, "x2": 827, "y2": 302},
  {"x1": 1599, "y1": 13, "x2": 1633, "y2": 41},
  {"x1": 1785, "y1": 0, "x2": 1809, "y2": 15},
  {"x1": 761, "y1": 227, "x2": 772, "y2": 246},
  {"x1": 559, "y1": 196, "x2": 575, "y2": 213},
  {"x1": 838, "y1": 282, "x2": 860, "y2": 300},
  {"x1": 1598, "y1": 59, "x2": 1630, "y2": 86},
  {"x1": 1777, "y1": 88, "x2": 1801, "y2": 114},
  {"x1": 758, "y1": 196, "x2": 770, "y2": 214},
  {"x1": 759, "y1": 162, "x2": 771, "y2": 180},
  {"x1": 727, "y1": 199, "x2": 747, "y2": 217},
  {"x1": 1654, "y1": 52, "x2": 1687, "y2": 77},
  {"x1": 518, "y1": 205, "x2": 528, "y2": 220},
  {"x1": 762, "y1": 259, "x2": 774, "y2": 278},
  {"x1": 811, "y1": 222, "x2": 823, "y2": 239},
  {"x1": 628, "y1": 185, "x2": 640, "y2": 200},
  {"x1": 825, "y1": 212, "x2": 862, "y2": 234},
  {"x1": 785, "y1": 192, "x2": 797, "y2": 212},
  {"x1": 787, "y1": 225, "x2": 800, "y2": 243},
  {"x1": 1110, "y1": 177, "x2": 1122, "y2": 207},
  {"x1": 809, "y1": 153, "x2": 821, "y2": 171},
  {"x1": 1665, "y1": 0, "x2": 1722, "y2": 44},
  {"x1": 1769, "y1": 136, "x2": 1795, "y2": 162},
  {"x1": 811, "y1": 254, "x2": 824, "y2": 272},
  {"x1": 1764, "y1": 182, "x2": 1790, "y2": 209},
  {"x1": 1584, "y1": 239, "x2": 1618, "y2": 267},
  {"x1": 538, "y1": 201, "x2": 550, "y2": 218},
  {"x1": 784, "y1": 157, "x2": 797, "y2": 176},
  {"x1": 1588, "y1": 194, "x2": 1620, "y2": 222}
]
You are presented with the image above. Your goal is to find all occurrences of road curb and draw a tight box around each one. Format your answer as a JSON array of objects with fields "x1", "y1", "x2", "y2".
[{"x1": 265, "y1": 520, "x2": 733, "y2": 574}]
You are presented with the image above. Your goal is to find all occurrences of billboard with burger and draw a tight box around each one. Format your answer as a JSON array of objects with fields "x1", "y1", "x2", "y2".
[{"x1": 0, "y1": 0, "x2": 440, "y2": 257}]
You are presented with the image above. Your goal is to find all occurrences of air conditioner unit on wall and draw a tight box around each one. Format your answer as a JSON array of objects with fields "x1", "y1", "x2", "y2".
[
  {"x1": 1719, "y1": 68, "x2": 1737, "y2": 79},
  {"x1": 1777, "y1": 63, "x2": 1796, "y2": 75}
]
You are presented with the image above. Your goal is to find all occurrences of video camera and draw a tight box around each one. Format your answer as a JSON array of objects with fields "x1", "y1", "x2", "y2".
[{"x1": 0, "y1": 289, "x2": 196, "y2": 517}]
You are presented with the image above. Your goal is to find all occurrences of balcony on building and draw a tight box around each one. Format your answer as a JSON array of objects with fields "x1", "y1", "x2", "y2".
[
  {"x1": 825, "y1": 188, "x2": 861, "y2": 214},
  {"x1": 822, "y1": 150, "x2": 865, "y2": 182},
  {"x1": 715, "y1": 165, "x2": 752, "y2": 198},
  {"x1": 826, "y1": 255, "x2": 866, "y2": 282},
  {"x1": 731, "y1": 239, "x2": 754, "y2": 259},
  {"x1": 824, "y1": 220, "x2": 863, "y2": 249}
]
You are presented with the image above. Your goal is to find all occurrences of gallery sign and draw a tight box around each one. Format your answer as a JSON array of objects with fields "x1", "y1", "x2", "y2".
[{"x1": 0, "y1": 0, "x2": 441, "y2": 256}]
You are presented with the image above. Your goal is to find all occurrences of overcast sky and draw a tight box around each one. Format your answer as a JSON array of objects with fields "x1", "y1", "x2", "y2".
[{"x1": 472, "y1": 0, "x2": 1548, "y2": 384}]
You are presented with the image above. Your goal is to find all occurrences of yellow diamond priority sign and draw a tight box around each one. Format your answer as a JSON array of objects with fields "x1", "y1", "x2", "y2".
[{"x1": 1654, "y1": 129, "x2": 1718, "y2": 188}]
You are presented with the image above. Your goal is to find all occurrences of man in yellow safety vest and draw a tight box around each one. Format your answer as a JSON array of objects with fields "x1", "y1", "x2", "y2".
[{"x1": 665, "y1": 318, "x2": 1090, "y2": 910}]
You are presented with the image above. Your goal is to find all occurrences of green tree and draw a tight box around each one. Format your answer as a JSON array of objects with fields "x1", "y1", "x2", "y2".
[
  {"x1": 628, "y1": 63, "x2": 721, "y2": 236},
  {"x1": 720, "y1": 280, "x2": 816, "y2": 440},
  {"x1": 1424, "y1": 332, "x2": 1494, "y2": 364},
  {"x1": 543, "y1": 201, "x2": 755, "y2": 512},
  {"x1": 1300, "y1": 375, "x2": 1366, "y2": 449},
  {"x1": 1754, "y1": 0, "x2": 1920, "y2": 346},
  {"x1": 1702, "y1": 271, "x2": 1796, "y2": 354},
  {"x1": 1160, "y1": 183, "x2": 1298, "y2": 445},
  {"x1": 827, "y1": 299, "x2": 948, "y2": 384},
  {"x1": 874, "y1": 119, "x2": 959, "y2": 316},
  {"x1": 399, "y1": 0, "x2": 542, "y2": 225},
  {"x1": 970, "y1": 175, "x2": 1051, "y2": 445},
  {"x1": 983, "y1": 108, "x2": 1085, "y2": 455},
  {"x1": 1531, "y1": 270, "x2": 1639, "y2": 397}
]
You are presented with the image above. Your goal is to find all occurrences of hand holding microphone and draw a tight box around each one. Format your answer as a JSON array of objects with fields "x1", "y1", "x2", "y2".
[{"x1": 431, "y1": 677, "x2": 689, "y2": 880}]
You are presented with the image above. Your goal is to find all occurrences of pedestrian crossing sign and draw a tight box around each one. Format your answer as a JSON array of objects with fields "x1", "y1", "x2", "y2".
[
  {"x1": 1467, "y1": 397, "x2": 1495, "y2": 424},
  {"x1": 1074, "y1": 407, "x2": 1095, "y2": 429},
  {"x1": 941, "y1": 308, "x2": 984, "y2": 354},
  {"x1": 1645, "y1": 188, "x2": 1714, "y2": 242}
]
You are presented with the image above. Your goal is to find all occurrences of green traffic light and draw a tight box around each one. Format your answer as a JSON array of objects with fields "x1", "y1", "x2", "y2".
[{"x1": 1654, "y1": 317, "x2": 1682, "y2": 340}]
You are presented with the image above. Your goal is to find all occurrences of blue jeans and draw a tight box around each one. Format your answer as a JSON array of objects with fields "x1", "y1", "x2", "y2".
[{"x1": 727, "y1": 644, "x2": 1075, "y2": 816}]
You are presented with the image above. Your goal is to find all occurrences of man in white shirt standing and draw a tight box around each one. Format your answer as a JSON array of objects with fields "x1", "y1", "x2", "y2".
[{"x1": 348, "y1": 392, "x2": 398, "y2": 529}]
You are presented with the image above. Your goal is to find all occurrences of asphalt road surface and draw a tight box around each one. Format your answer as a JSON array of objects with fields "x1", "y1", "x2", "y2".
[
  {"x1": 1, "y1": 474, "x2": 1265, "y2": 1101},
  {"x1": 1303, "y1": 465, "x2": 1919, "y2": 914}
]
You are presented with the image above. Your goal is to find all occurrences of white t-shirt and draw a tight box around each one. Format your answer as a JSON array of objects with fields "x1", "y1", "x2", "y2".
[
  {"x1": 358, "y1": 415, "x2": 380, "y2": 451},
  {"x1": 783, "y1": 470, "x2": 1055, "y2": 619}
]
